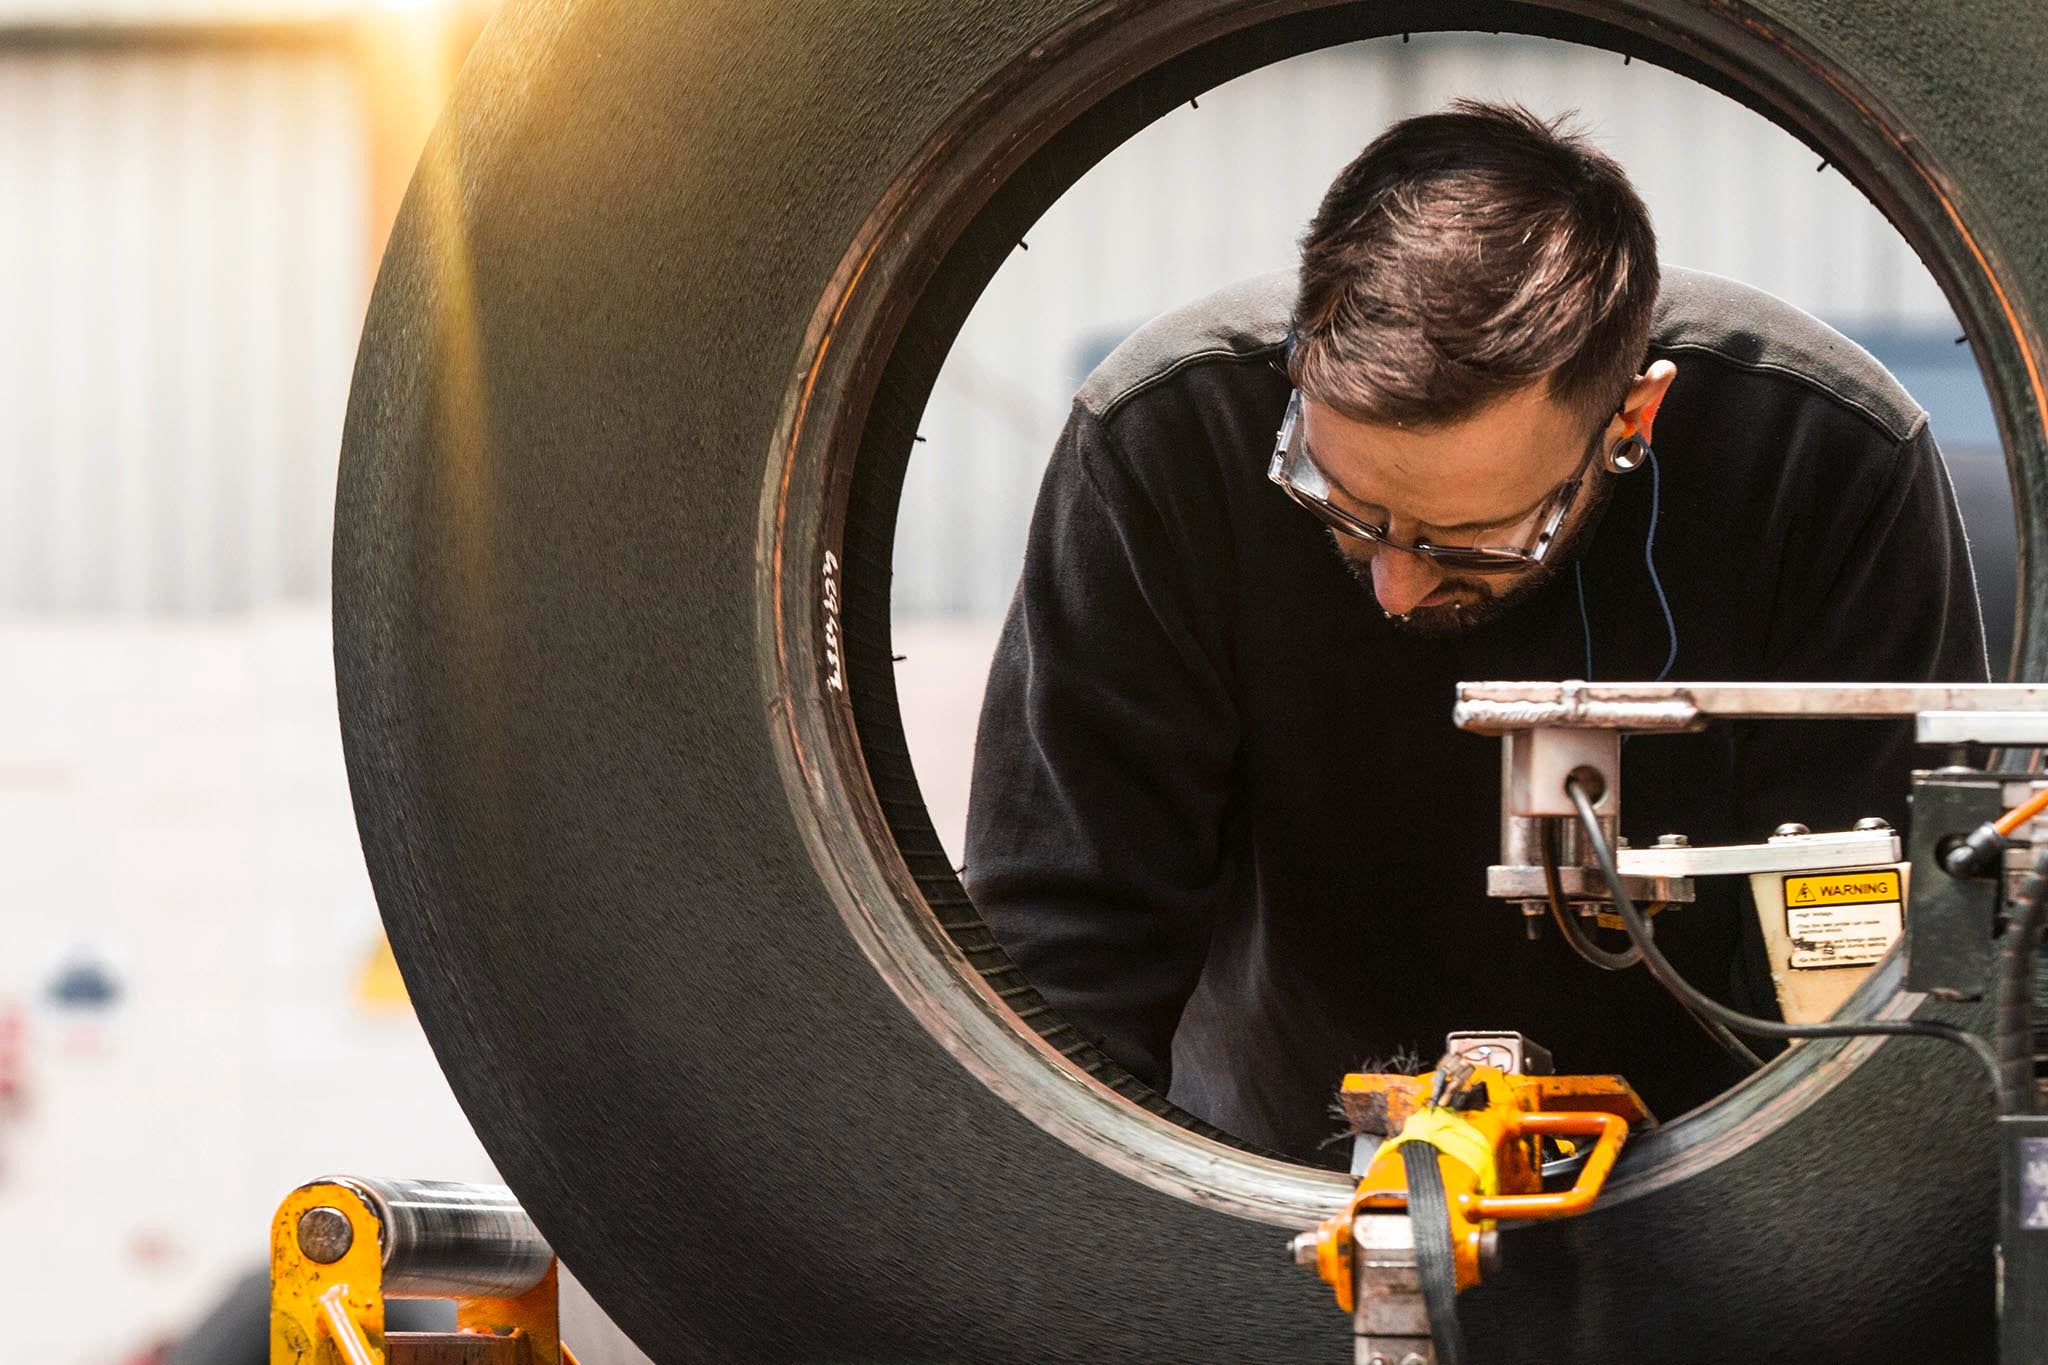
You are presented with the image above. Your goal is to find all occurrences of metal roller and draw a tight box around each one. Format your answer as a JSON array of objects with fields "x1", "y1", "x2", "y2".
[{"x1": 321, "y1": 1175, "x2": 555, "y2": 1298}]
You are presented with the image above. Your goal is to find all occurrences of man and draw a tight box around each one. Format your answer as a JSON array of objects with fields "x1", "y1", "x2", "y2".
[{"x1": 962, "y1": 101, "x2": 1989, "y2": 1167}]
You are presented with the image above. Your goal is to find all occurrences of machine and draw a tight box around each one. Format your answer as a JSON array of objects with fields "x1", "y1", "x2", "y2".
[
  {"x1": 1287, "y1": 680, "x2": 2048, "y2": 1365},
  {"x1": 274, "y1": 679, "x2": 2048, "y2": 1364}
]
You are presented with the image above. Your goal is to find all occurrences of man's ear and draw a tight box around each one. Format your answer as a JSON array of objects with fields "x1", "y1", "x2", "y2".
[{"x1": 1618, "y1": 360, "x2": 1679, "y2": 444}]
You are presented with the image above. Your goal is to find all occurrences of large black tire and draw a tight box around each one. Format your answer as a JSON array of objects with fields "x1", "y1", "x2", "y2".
[{"x1": 335, "y1": 2, "x2": 2048, "y2": 1359}]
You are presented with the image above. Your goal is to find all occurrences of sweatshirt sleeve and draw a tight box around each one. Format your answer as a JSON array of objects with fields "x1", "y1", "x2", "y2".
[
  {"x1": 1734, "y1": 417, "x2": 1990, "y2": 848},
  {"x1": 962, "y1": 400, "x2": 1242, "y2": 1092}
]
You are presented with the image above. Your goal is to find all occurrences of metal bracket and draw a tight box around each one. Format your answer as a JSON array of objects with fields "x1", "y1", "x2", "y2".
[
  {"x1": 1352, "y1": 1214, "x2": 1433, "y2": 1365},
  {"x1": 1903, "y1": 772, "x2": 2003, "y2": 1000},
  {"x1": 1917, "y1": 710, "x2": 2048, "y2": 746},
  {"x1": 1621, "y1": 826, "x2": 1900, "y2": 878}
]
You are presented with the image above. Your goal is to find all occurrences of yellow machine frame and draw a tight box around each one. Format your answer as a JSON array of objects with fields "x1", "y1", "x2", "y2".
[
  {"x1": 1301, "y1": 1063, "x2": 1649, "y2": 1310},
  {"x1": 270, "y1": 1179, "x2": 569, "y2": 1365}
]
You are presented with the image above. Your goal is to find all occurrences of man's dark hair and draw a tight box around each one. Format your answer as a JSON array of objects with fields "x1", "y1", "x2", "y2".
[{"x1": 1291, "y1": 99, "x2": 1659, "y2": 430}]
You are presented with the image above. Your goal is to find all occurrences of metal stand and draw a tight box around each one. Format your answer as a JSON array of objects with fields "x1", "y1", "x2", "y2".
[{"x1": 1457, "y1": 679, "x2": 2048, "y2": 1360}]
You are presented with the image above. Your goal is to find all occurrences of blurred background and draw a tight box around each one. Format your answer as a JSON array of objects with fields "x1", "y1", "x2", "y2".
[{"x1": 0, "y1": 11, "x2": 2013, "y2": 1362}]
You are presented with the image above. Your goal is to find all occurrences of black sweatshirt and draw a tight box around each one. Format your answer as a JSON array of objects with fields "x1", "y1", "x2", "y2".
[{"x1": 963, "y1": 267, "x2": 1990, "y2": 1166}]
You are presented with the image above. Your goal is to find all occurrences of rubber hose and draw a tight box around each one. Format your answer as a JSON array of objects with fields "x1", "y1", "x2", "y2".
[
  {"x1": 1994, "y1": 856, "x2": 2048, "y2": 1114},
  {"x1": 1539, "y1": 820, "x2": 1640, "y2": 971},
  {"x1": 1540, "y1": 819, "x2": 1760, "y2": 1070},
  {"x1": 1401, "y1": 1142, "x2": 1465, "y2": 1365}
]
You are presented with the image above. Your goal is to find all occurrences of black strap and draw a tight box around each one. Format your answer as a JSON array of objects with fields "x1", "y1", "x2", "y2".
[{"x1": 1401, "y1": 1142, "x2": 1466, "y2": 1365}]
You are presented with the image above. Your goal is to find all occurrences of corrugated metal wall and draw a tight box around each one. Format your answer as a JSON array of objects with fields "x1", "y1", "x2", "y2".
[
  {"x1": 0, "y1": 43, "x2": 363, "y2": 614},
  {"x1": 897, "y1": 33, "x2": 1977, "y2": 618}
]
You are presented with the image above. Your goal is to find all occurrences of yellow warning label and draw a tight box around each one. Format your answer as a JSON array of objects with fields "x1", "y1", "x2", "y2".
[
  {"x1": 1782, "y1": 870, "x2": 1902, "y2": 909},
  {"x1": 1593, "y1": 901, "x2": 1669, "y2": 932}
]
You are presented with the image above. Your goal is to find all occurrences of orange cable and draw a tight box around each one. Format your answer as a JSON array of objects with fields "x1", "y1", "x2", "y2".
[{"x1": 1995, "y1": 784, "x2": 2048, "y2": 837}]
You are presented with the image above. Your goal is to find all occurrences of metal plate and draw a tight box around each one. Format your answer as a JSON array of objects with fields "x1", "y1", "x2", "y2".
[{"x1": 1904, "y1": 774, "x2": 2003, "y2": 999}]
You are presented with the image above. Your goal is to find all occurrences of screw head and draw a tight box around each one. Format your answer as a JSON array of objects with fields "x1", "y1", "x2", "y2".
[
  {"x1": 1399, "y1": 1354, "x2": 1431, "y2": 1365},
  {"x1": 1655, "y1": 833, "x2": 1690, "y2": 848},
  {"x1": 296, "y1": 1206, "x2": 354, "y2": 1264},
  {"x1": 1854, "y1": 817, "x2": 1892, "y2": 831},
  {"x1": 1772, "y1": 822, "x2": 1812, "y2": 839}
]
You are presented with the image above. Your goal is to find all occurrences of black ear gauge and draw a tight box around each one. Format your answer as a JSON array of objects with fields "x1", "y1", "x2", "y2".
[{"x1": 1606, "y1": 434, "x2": 1652, "y2": 473}]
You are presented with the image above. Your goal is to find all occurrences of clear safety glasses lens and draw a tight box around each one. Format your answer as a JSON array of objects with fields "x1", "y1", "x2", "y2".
[{"x1": 1267, "y1": 393, "x2": 1575, "y2": 573}]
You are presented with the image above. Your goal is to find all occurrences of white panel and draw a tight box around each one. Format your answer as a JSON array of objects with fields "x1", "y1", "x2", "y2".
[
  {"x1": 107, "y1": 56, "x2": 159, "y2": 612},
  {"x1": 46, "y1": 54, "x2": 91, "y2": 611},
  {"x1": 0, "y1": 44, "x2": 366, "y2": 615}
]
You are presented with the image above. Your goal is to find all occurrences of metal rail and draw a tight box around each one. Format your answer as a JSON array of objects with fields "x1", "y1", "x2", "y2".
[{"x1": 1455, "y1": 681, "x2": 2048, "y2": 734}]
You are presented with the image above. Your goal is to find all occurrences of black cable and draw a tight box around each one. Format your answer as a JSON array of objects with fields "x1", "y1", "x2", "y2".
[
  {"x1": 1994, "y1": 854, "x2": 2048, "y2": 1115},
  {"x1": 1540, "y1": 817, "x2": 1762, "y2": 1070},
  {"x1": 1400, "y1": 1141, "x2": 1465, "y2": 1365},
  {"x1": 1563, "y1": 775, "x2": 2005, "y2": 1103},
  {"x1": 1539, "y1": 820, "x2": 1640, "y2": 971}
]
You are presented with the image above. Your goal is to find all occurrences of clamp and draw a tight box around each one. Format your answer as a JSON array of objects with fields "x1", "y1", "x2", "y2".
[{"x1": 1291, "y1": 1033, "x2": 1649, "y2": 1364}]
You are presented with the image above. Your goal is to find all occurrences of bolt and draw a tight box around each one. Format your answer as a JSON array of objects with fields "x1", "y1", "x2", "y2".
[
  {"x1": 297, "y1": 1206, "x2": 354, "y2": 1264},
  {"x1": 1655, "y1": 833, "x2": 1689, "y2": 848},
  {"x1": 1477, "y1": 1228, "x2": 1503, "y2": 1277},
  {"x1": 1854, "y1": 817, "x2": 1892, "y2": 831},
  {"x1": 1366, "y1": 1356, "x2": 1394, "y2": 1365},
  {"x1": 1400, "y1": 1354, "x2": 1430, "y2": 1365},
  {"x1": 1772, "y1": 822, "x2": 1812, "y2": 839},
  {"x1": 1288, "y1": 1231, "x2": 1319, "y2": 1267}
]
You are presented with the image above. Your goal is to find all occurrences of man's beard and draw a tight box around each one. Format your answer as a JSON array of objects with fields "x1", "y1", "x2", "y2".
[
  {"x1": 1330, "y1": 479, "x2": 1612, "y2": 639},
  {"x1": 1331, "y1": 545, "x2": 1557, "y2": 637}
]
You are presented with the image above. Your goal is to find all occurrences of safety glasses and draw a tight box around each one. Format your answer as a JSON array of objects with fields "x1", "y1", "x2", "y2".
[{"x1": 1267, "y1": 389, "x2": 1613, "y2": 573}]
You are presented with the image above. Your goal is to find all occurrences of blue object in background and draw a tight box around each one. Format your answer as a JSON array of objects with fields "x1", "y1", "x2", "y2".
[
  {"x1": 47, "y1": 957, "x2": 120, "y2": 1011},
  {"x1": 1856, "y1": 327, "x2": 2016, "y2": 674},
  {"x1": 1857, "y1": 327, "x2": 2002, "y2": 450}
]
